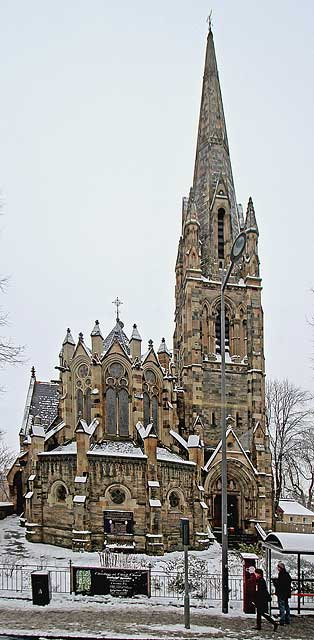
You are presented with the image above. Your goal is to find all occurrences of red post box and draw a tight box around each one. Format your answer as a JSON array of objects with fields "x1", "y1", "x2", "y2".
[{"x1": 240, "y1": 553, "x2": 259, "y2": 614}]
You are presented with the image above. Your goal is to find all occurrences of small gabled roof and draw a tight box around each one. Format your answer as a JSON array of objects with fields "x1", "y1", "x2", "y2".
[
  {"x1": 142, "y1": 340, "x2": 162, "y2": 369},
  {"x1": 102, "y1": 319, "x2": 130, "y2": 357},
  {"x1": 204, "y1": 427, "x2": 257, "y2": 474},
  {"x1": 72, "y1": 333, "x2": 92, "y2": 359},
  {"x1": 62, "y1": 328, "x2": 75, "y2": 346}
]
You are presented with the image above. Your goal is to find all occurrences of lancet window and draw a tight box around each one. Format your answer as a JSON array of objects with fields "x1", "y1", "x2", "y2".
[
  {"x1": 105, "y1": 362, "x2": 129, "y2": 436},
  {"x1": 75, "y1": 363, "x2": 92, "y2": 423},
  {"x1": 215, "y1": 308, "x2": 230, "y2": 355},
  {"x1": 143, "y1": 368, "x2": 159, "y2": 433}
]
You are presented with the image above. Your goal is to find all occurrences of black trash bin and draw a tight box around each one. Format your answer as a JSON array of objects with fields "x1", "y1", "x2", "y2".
[{"x1": 31, "y1": 570, "x2": 51, "y2": 605}]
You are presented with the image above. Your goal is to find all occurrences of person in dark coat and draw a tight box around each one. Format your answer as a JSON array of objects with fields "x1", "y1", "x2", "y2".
[
  {"x1": 272, "y1": 562, "x2": 292, "y2": 625},
  {"x1": 253, "y1": 568, "x2": 278, "y2": 632}
]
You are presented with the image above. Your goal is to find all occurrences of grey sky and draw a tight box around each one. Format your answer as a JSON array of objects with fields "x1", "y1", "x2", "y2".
[{"x1": 1, "y1": 1, "x2": 314, "y2": 450}]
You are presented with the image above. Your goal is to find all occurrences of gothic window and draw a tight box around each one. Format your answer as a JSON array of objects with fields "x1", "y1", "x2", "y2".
[
  {"x1": 143, "y1": 392, "x2": 150, "y2": 428},
  {"x1": 75, "y1": 363, "x2": 92, "y2": 423},
  {"x1": 215, "y1": 309, "x2": 229, "y2": 354},
  {"x1": 86, "y1": 388, "x2": 91, "y2": 425},
  {"x1": 118, "y1": 388, "x2": 129, "y2": 436},
  {"x1": 143, "y1": 369, "x2": 159, "y2": 433},
  {"x1": 106, "y1": 387, "x2": 117, "y2": 435},
  {"x1": 201, "y1": 306, "x2": 209, "y2": 356},
  {"x1": 104, "y1": 362, "x2": 129, "y2": 436},
  {"x1": 218, "y1": 208, "x2": 225, "y2": 259},
  {"x1": 152, "y1": 395, "x2": 158, "y2": 433},
  {"x1": 77, "y1": 388, "x2": 84, "y2": 418}
]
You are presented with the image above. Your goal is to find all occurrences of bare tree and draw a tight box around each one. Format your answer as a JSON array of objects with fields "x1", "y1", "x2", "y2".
[
  {"x1": 266, "y1": 379, "x2": 313, "y2": 514},
  {"x1": 0, "y1": 429, "x2": 15, "y2": 501},
  {"x1": 0, "y1": 276, "x2": 23, "y2": 385},
  {"x1": 284, "y1": 429, "x2": 314, "y2": 509}
]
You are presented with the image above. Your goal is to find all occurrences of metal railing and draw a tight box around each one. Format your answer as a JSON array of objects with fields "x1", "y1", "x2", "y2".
[
  {"x1": 150, "y1": 572, "x2": 243, "y2": 600},
  {"x1": 0, "y1": 564, "x2": 70, "y2": 593}
]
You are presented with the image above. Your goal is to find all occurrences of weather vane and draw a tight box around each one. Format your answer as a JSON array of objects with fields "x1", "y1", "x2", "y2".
[
  {"x1": 207, "y1": 11, "x2": 213, "y2": 32},
  {"x1": 112, "y1": 296, "x2": 123, "y2": 320}
]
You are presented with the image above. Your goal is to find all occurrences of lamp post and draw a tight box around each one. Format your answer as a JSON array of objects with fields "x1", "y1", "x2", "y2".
[{"x1": 221, "y1": 231, "x2": 247, "y2": 614}]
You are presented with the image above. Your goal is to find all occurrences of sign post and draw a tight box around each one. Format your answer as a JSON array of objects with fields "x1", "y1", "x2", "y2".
[{"x1": 180, "y1": 517, "x2": 190, "y2": 629}]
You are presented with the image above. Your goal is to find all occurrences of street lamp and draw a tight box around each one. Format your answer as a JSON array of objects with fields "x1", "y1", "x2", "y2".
[{"x1": 221, "y1": 230, "x2": 247, "y2": 614}]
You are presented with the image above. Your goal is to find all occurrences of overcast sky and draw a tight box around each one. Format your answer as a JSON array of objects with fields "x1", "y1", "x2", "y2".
[{"x1": 1, "y1": 0, "x2": 314, "y2": 451}]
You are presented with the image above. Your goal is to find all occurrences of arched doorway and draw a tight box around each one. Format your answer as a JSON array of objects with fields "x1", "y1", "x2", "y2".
[{"x1": 213, "y1": 493, "x2": 239, "y2": 530}]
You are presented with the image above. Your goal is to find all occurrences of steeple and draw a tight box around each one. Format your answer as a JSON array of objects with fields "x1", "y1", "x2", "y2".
[
  {"x1": 245, "y1": 197, "x2": 259, "y2": 234},
  {"x1": 192, "y1": 25, "x2": 240, "y2": 274}
]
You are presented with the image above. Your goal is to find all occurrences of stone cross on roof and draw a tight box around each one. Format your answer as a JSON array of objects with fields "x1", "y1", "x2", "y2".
[{"x1": 112, "y1": 296, "x2": 123, "y2": 320}]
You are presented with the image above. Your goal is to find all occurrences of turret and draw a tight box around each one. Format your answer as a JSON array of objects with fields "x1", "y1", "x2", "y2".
[
  {"x1": 157, "y1": 337, "x2": 171, "y2": 370},
  {"x1": 244, "y1": 197, "x2": 260, "y2": 278},
  {"x1": 61, "y1": 328, "x2": 75, "y2": 366},
  {"x1": 130, "y1": 324, "x2": 142, "y2": 360},
  {"x1": 91, "y1": 320, "x2": 103, "y2": 356}
]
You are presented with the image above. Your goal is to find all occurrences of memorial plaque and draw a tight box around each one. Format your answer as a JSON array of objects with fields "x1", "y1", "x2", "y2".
[
  {"x1": 104, "y1": 510, "x2": 134, "y2": 535},
  {"x1": 73, "y1": 566, "x2": 150, "y2": 597}
]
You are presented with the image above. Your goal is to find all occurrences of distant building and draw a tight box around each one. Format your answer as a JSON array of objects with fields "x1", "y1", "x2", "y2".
[
  {"x1": 277, "y1": 500, "x2": 314, "y2": 534},
  {"x1": 7, "y1": 24, "x2": 272, "y2": 553}
]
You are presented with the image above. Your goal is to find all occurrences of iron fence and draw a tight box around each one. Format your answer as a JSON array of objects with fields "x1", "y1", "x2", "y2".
[
  {"x1": 0, "y1": 564, "x2": 70, "y2": 593},
  {"x1": 151, "y1": 572, "x2": 243, "y2": 600}
]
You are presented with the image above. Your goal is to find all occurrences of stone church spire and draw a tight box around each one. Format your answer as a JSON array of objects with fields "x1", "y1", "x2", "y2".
[{"x1": 192, "y1": 25, "x2": 240, "y2": 275}]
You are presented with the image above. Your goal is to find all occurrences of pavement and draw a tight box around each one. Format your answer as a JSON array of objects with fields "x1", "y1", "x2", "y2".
[{"x1": 0, "y1": 596, "x2": 313, "y2": 640}]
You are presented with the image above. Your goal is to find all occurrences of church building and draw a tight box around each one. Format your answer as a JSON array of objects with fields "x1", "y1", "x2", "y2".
[{"x1": 8, "y1": 24, "x2": 273, "y2": 553}]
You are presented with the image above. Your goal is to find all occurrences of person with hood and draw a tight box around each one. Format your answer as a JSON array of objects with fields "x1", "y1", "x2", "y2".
[
  {"x1": 272, "y1": 562, "x2": 292, "y2": 626},
  {"x1": 253, "y1": 568, "x2": 278, "y2": 632}
]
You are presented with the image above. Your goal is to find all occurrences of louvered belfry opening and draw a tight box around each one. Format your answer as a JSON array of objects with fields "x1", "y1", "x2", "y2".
[
  {"x1": 218, "y1": 208, "x2": 225, "y2": 259},
  {"x1": 215, "y1": 309, "x2": 230, "y2": 355}
]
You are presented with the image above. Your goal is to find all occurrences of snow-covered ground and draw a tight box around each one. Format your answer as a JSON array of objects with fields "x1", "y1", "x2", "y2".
[{"x1": 0, "y1": 514, "x2": 243, "y2": 574}]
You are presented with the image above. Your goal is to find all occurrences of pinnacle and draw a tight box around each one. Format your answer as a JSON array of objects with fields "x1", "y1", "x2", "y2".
[{"x1": 245, "y1": 196, "x2": 259, "y2": 233}]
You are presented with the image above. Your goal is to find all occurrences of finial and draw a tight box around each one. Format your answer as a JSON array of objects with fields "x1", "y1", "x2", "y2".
[
  {"x1": 206, "y1": 10, "x2": 213, "y2": 32},
  {"x1": 95, "y1": 319, "x2": 99, "y2": 325},
  {"x1": 79, "y1": 332, "x2": 83, "y2": 342},
  {"x1": 31, "y1": 366, "x2": 36, "y2": 379},
  {"x1": 112, "y1": 296, "x2": 123, "y2": 321},
  {"x1": 67, "y1": 327, "x2": 71, "y2": 333},
  {"x1": 148, "y1": 339, "x2": 153, "y2": 350}
]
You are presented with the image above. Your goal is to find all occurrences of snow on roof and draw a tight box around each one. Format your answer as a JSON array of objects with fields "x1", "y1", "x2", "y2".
[
  {"x1": 39, "y1": 442, "x2": 77, "y2": 456},
  {"x1": 45, "y1": 420, "x2": 65, "y2": 441},
  {"x1": 28, "y1": 474, "x2": 36, "y2": 482},
  {"x1": 25, "y1": 491, "x2": 33, "y2": 499},
  {"x1": 157, "y1": 447, "x2": 195, "y2": 466},
  {"x1": 88, "y1": 440, "x2": 146, "y2": 459},
  {"x1": 149, "y1": 499, "x2": 161, "y2": 507},
  {"x1": 31, "y1": 425, "x2": 45, "y2": 438},
  {"x1": 169, "y1": 429, "x2": 188, "y2": 450},
  {"x1": 278, "y1": 499, "x2": 314, "y2": 517},
  {"x1": 188, "y1": 434, "x2": 200, "y2": 448},
  {"x1": 75, "y1": 476, "x2": 87, "y2": 483},
  {"x1": 264, "y1": 532, "x2": 314, "y2": 554},
  {"x1": 29, "y1": 381, "x2": 59, "y2": 430}
]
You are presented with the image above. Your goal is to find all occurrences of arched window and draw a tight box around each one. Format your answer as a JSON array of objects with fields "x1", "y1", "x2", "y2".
[
  {"x1": 75, "y1": 364, "x2": 92, "y2": 423},
  {"x1": 218, "y1": 208, "x2": 225, "y2": 259},
  {"x1": 152, "y1": 395, "x2": 158, "y2": 434},
  {"x1": 143, "y1": 369, "x2": 159, "y2": 433},
  {"x1": 106, "y1": 387, "x2": 116, "y2": 435},
  {"x1": 77, "y1": 389, "x2": 84, "y2": 418},
  {"x1": 201, "y1": 306, "x2": 209, "y2": 356},
  {"x1": 86, "y1": 387, "x2": 91, "y2": 425},
  {"x1": 104, "y1": 363, "x2": 129, "y2": 436},
  {"x1": 143, "y1": 392, "x2": 150, "y2": 428},
  {"x1": 119, "y1": 388, "x2": 129, "y2": 436},
  {"x1": 215, "y1": 308, "x2": 230, "y2": 355}
]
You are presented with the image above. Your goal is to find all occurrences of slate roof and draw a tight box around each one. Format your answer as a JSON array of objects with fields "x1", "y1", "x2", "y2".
[
  {"x1": 29, "y1": 381, "x2": 59, "y2": 430},
  {"x1": 102, "y1": 319, "x2": 130, "y2": 356}
]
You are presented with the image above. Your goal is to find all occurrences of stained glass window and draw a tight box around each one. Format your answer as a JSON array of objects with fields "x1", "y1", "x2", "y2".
[
  {"x1": 118, "y1": 388, "x2": 129, "y2": 436},
  {"x1": 106, "y1": 387, "x2": 116, "y2": 434}
]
